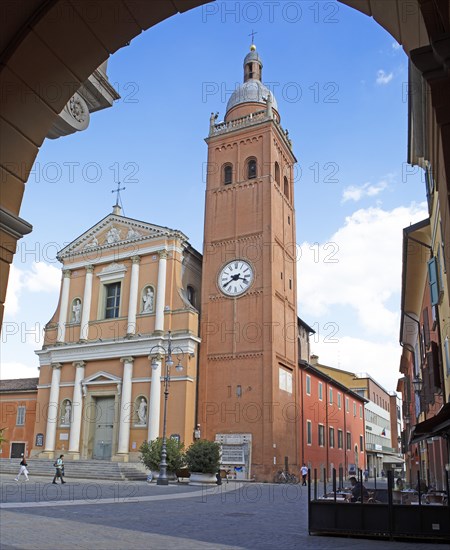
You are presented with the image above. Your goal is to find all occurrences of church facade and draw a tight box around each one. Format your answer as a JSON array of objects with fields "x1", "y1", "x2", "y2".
[{"x1": 34, "y1": 208, "x2": 201, "y2": 462}]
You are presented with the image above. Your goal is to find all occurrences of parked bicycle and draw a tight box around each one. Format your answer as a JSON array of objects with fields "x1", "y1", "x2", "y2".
[{"x1": 273, "y1": 470, "x2": 299, "y2": 484}]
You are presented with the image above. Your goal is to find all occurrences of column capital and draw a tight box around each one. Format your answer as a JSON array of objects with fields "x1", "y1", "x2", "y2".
[
  {"x1": 120, "y1": 356, "x2": 134, "y2": 364},
  {"x1": 131, "y1": 255, "x2": 141, "y2": 264},
  {"x1": 51, "y1": 363, "x2": 62, "y2": 370},
  {"x1": 158, "y1": 250, "x2": 168, "y2": 260},
  {"x1": 72, "y1": 361, "x2": 86, "y2": 369},
  {"x1": 85, "y1": 265, "x2": 95, "y2": 274},
  {"x1": 148, "y1": 353, "x2": 163, "y2": 362},
  {"x1": 62, "y1": 269, "x2": 71, "y2": 278}
]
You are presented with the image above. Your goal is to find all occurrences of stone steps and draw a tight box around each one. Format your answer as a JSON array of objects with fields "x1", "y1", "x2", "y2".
[{"x1": 0, "y1": 459, "x2": 148, "y2": 481}]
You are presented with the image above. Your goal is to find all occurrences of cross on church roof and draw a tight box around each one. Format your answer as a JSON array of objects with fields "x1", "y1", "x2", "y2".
[
  {"x1": 111, "y1": 181, "x2": 126, "y2": 206},
  {"x1": 249, "y1": 30, "x2": 258, "y2": 45}
]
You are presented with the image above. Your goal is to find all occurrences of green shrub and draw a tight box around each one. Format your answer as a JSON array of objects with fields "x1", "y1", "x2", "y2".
[
  {"x1": 139, "y1": 438, "x2": 185, "y2": 472},
  {"x1": 185, "y1": 439, "x2": 221, "y2": 474}
]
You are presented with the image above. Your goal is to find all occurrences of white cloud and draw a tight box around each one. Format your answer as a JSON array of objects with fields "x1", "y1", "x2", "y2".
[
  {"x1": 376, "y1": 69, "x2": 394, "y2": 85},
  {"x1": 311, "y1": 336, "x2": 401, "y2": 391},
  {"x1": 392, "y1": 42, "x2": 402, "y2": 51},
  {"x1": 23, "y1": 262, "x2": 61, "y2": 293},
  {"x1": 4, "y1": 262, "x2": 61, "y2": 315},
  {"x1": 0, "y1": 362, "x2": 39, "y2": 380},
  {"x1": 342, "y1": 180, "x2": 389, "y2": 203},
  {"x1": 4, "y1": 265, "x2": 23, "y2": 315},
  {"x1": 297, "y1": 202, "x2": 428, "y2": 339}
]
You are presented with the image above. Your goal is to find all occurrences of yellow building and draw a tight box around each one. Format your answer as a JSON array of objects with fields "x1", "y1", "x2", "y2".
[{"x1": 34, "y1": 205, "x2": 201, "y2": 461}]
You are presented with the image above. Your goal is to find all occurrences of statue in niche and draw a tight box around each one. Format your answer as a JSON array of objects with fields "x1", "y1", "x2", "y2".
[
  {"x1": 106, "y1": 226, "x2": 121, "y2": 244},
  {"x1": 126, "y1": 227, "x2": 141, "y2": 240},
  {"x1": 72, "y1": 299, "x2": 81, "y2": 323},
  {"x1": 137, "y1": 398, "x2": 147, "y2": 425},
  {"x1": 62, "y1": 401, "x2": 71, "y2": 425},
  {"x1": 142, "y1": 287, "x2": 154, "y2": 313}
]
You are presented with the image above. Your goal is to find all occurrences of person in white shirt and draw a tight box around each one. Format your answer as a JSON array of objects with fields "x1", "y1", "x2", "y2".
[
  {"x1": 301, "y1": 463, "x2": 308, "y2": 486},
  {"x1": 14, "y1": 456, "x2": 29, "y2": 482}
]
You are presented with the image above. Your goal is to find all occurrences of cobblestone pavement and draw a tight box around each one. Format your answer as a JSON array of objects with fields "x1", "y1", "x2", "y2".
[{"x1": 0, "y1": 475, "x2": 444, "y2": 550}]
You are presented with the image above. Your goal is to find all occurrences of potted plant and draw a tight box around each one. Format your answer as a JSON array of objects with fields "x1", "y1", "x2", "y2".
[
  {"x1": 139, "y1": 438, "x2": 184, "y2": 480},
  {"x1": 185, "y1": 439, "x2": 221, "y2": 484}
]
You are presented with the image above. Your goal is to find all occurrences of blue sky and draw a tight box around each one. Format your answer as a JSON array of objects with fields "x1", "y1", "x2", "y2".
[{"x1": 2, "y1": 1, "x2": 427, "y2": 391}]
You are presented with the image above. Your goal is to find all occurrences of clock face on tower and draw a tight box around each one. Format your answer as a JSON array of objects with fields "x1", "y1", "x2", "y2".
[{"x1": 218, "y1": 260, "x2": 254, "y2": 297}]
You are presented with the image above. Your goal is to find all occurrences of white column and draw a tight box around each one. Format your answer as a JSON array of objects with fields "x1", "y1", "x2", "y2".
[
  {"x1": 80, "y1": 265, "x2": 94, "y2": 341},
  {"x1": 57, "y1": 270, "x2": 71, "y2": 343},
  {"x1": 68, "y1": 361, "x2": 85, "y2": 454},
  {"x1": 117, "y1": 357, "x2": 134, "y2": 454},
  {"x1": 148, "y1": 356, "x2": 162, "y2": 442},
  {"x1": 126, "y1": 256, "x2": 140, "y2": 336},
  {"x1": 154, "y1": 250, "x2": 168, "y2": 333},
  {"x1": 44, "y1": 363, "x2": 62, "y2": 452}
]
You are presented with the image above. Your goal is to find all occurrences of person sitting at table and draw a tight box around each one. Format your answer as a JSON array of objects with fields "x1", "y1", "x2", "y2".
[
  {"x1": 414, "y1": 479, "x2": 428, "y2": 494},
  {"x1": 349, "y1": 476, "x2": 369, "y2": 502},
  {"x1": 396, "y1": 477, "x2": 404, "y2": 490}
]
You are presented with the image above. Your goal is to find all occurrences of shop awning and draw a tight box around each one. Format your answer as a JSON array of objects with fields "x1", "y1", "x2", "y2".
[
  {"x1": 409, "y1": 403, "x2": 450, "y2": 444},
  {"x1": 382, "y1": 456, "x2": 404, "y2": 465}
]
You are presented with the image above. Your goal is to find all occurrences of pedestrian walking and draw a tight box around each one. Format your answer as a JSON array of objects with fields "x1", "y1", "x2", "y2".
[
  {"x1": 14, "y1": 455, "x2": 29, "y2": 482},
  {"x1": 300, "y1": 463, "x2": 308, "y2": 486},
  {"x1": 52, "y1": 454, "x2": 66, "y2": 484}
]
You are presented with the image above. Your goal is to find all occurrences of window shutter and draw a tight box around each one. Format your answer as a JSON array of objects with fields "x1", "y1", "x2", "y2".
[
  {"x1": 423, "y1": 307, "x2": 430, "y2": 349},
  {"x1": 427, "y1": 257, "x2": 440, "y2": 305},
  {"x1": 431, "y1": 341, "x2": 441, "y2": 391},
  {"x1": 445, "y1": 337, "x2": 450, "y2": 376},
  {"x1": 437, "y1": 246, "x2": 444, "y2": 297}
]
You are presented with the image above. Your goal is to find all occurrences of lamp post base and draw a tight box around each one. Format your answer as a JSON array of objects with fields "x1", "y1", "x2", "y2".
[{"x1": 156, "y1": 477, "x2": 169, "y2": 486}]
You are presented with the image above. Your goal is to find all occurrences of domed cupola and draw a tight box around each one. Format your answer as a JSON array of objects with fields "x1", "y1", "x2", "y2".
[{"x1": 226, "y1": 45, "x2": 278, "y2": 121}]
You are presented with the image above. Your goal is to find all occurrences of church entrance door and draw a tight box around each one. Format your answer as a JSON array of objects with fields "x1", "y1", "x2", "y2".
[{"x1": 92, "y1": 397, "x2": 115, "y2": 460}]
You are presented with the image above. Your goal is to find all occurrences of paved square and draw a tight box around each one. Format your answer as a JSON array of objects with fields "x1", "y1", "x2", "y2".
[{"x1": 0, "y1": 476, "x2": 442, "y2": 549}]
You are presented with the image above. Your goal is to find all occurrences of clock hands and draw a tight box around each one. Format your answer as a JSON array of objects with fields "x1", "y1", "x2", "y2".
[
  {"x1": 224, "y1": 273, "x2": 241, "y2": 288},
  {"x1": 224, "y1": 273, "x2": 250, "y2": 288}
]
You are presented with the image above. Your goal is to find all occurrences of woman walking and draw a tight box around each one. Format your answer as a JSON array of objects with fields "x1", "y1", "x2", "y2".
[
  {"x1": 14, "y1": 456, "x2": 29, "y2": 482},
  {"x1": 52, "y1": 454, "x2": 66, "y2": 484}
]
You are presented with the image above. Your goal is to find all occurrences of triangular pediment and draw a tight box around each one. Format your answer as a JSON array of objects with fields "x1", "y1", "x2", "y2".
[
  {"x1": 57, "y1": 213, "x2": 187, "y2": 260},
  {"x1": 82, "y1": 371, "x2": 122, "y2": 385}
]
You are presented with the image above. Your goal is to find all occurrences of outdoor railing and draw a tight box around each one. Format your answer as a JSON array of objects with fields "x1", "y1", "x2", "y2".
[{"x1": 308, "y1": 467, "x2": 449, "y2": 541}]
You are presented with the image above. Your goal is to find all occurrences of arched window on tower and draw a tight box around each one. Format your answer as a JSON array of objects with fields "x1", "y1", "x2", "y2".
[
  {"x1": 284, "y1": 176, "x2": 289, "y2": 199},
  {"x1": 223, "y1": 164, "x2": 233, "y2": 185},
  {"x1": 274, "y1": 162, "x2": 280, "y2": 185},
  {"x1": 247, "y1": 158, "x2": 257, "y2": 180}
]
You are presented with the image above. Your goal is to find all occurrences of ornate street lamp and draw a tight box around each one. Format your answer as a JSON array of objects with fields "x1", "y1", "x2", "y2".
[
  {"x1": 149, "y1": 331, "x2": 184, "y2": 486},
  {"x1": 412, "y1": 376, "x2": 423, "y2": 394}
]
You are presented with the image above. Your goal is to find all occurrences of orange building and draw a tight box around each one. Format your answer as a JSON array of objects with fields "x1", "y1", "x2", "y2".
[
  {"x1": 297, "y1": 319, "x2": 366, "y2": 479},
  {"x1": 398, "y1": 219, "x2": 449, "y2": 490},
  {"x1": 198, "y1": 45, "x2": 299, "y2": 480},
  {"x1": 31, "y1": 208, "x2": 201, "y2": 462},
  {"x1": 299, "y1": 363, "x2": 366, "y2": 478},
  {"x1": 0, "y1": 378, "x2": 38, "y2": 458}
]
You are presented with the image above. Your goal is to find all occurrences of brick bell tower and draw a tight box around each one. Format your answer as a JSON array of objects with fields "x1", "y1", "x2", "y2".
[{"x1": 198, "y1": 44, "x2": 299, "y2": 481}]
